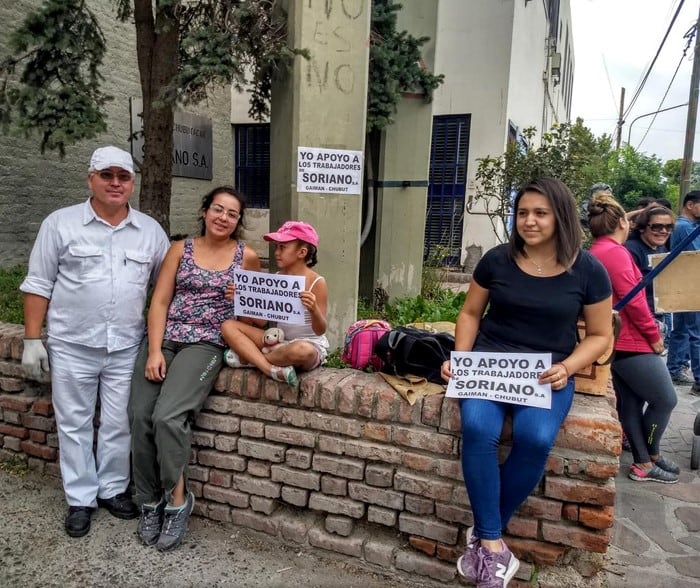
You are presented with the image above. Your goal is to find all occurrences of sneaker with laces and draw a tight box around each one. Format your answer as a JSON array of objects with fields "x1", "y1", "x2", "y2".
[
  {"x1": 629, "y1": 463, "x2": 678, "y2": 484},
  {"x1": 270, "y1": 365, "x2": 298, "y2": 388},
  {"x1": 456, "y1": 526, "x2": 480, "y2": 582},
  {"x1": 653, "y1": 455, "x2": 681, "y2": 475},
  {"x1": 671, "y1": 370, "x2": 694, "y2": 385},
  {"x1": 137, "y1": 500, "x2": 165, "y2": 546},
  {"x1": 224, "y1": 349, "x2": 252, "y2": 368},
  {"x1": 156, "y1": 491, "x2": 195, "y2": 551},
  {"x1": 475, "y1": 542, "x2": 520, "y2": 588}
]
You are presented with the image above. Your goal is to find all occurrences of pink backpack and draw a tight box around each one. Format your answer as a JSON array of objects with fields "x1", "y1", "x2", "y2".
[{"x1": 341, "y1": 319, "x2": 392, "y2": 371}]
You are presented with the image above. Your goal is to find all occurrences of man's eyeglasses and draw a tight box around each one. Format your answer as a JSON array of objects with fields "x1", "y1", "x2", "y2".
[
  {"x1": 97, "y1": 170, "x2": 134, "y2": 183},
  {"x1": 209, "y1": 203, "x2": 240, "y2": 222},
  {"x1": 648, "y1": 223, "x2": 674, "y2": 233}
]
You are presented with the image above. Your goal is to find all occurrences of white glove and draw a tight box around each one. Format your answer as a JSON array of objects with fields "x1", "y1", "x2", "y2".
[{"x1": 22, "y1": 339, "x2": 50, "y2": 380}]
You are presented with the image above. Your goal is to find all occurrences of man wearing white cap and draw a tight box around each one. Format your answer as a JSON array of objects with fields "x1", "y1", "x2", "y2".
[{"x1": 20, "y1": 146, "x2": 170, "y2": 537}]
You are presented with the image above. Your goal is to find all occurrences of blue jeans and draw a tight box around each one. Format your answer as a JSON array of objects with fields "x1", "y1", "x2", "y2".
[
  {"x1": 667, "y1": 311, "x2": 700, "y2": 383},
  {"x1": 459, "y1": 380, "x2": 575, "y2": 540}
]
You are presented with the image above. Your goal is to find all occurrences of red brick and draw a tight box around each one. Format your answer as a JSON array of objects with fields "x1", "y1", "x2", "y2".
[
  {"x1": 364, "y1": 422, "x2": 391, "y2": 442},
  {"x1": 348, "y1": 481, "x2": 404, "y2": 510},
  {"x1": 405, "y1": 494, "x2": 434, "y2": 515},
  {"x1": 321, "y1": 475, "x2": 347, "y2": 496},
  {"x1": 240, "y1": 420, "x2": 265, "y2": 438},
  {"x1": 584, "y1": 461, "x2": 619, "y2": 479},
  {"x1": 3, "y1": 436, "x2": 21, "y2": 451},
  {"x1": 306, "y1": 413, "x2": 363, "y2": 437},
  {"x1": 270, "y1": 465, "x2": 321, "y2": 490},
  {"x1": 285, "y1": 448, "x2": 312, "y2": 469},
  {"x1": 265, "y1": 425, "x2": 316, "y2": 448},
  {"x1": 279, "y1": 382, "x2": 299, "y2": 405},
  {"x1": 394, "y1": 472, "x2": 454, "y2": 502},
  {"x1": 556, "y1": 413, "x2": 621, "y2": 456},
  {"x1": 318, "y1": 384, "x2": 338, "y2": 411},
  {"x1": 214, "y1": 434, "x2": 238, "y2": 452},
  {"x1": 0, "y1": 423, "x2": 28, "y2": 439},
  {"x1": 336, "y1": 385, "x2": 357, "y2": 414},
  {"x1": 579, "y1": 505, "x2": 614, "y2": 529},
  {"x1": 435, "y1": 458, "x2": 462, "y2": 481},
  {"x1": 0, "y1": 395, "x2": 35, "y2": 412},
  {"x1": 198, "y1": 450, "x2": 247, "y2": 471},
  {"x1": 544, "y1": 477, "x2": 615, "y2": 506},
  {"x1": 394, "y1": 549, "x2": 457, "y2": 582},
  {"x1": 435, "y1": 502, "x2": 471, "y2": 525},
  {"x1": 262, "y1": 379, "x2": 281, "y2": 402},
  {"x1": 308, "y1": 527, "x2": 364, "y2": 558},
  {"x1": 562, "y1": 503, "x2": 579, "y2": 521},
  {"x1": 242, "y1": 375, "x2": 262, "y2": 399},
  {"x1": 237, "y1": 438, "x2": 285, "y2": 462},
  {"x1": 208, "y1": 503, "x2": 233, "y2": 522},
  {"x1": 195, "y1": 412, "x2": 240, "y2": 434},
  {"x1": 21, "y1": 414, "x2": 56, "y2": 432},
  {"x1": 29, "y1": 430, "x2": 46, "y2": 444},
  {"x1": 0, "y1": 377, "x2": 23, "y2": 392},
  {"x1": 247, "y1": 459, "x2": 271, "y2": 478},
  {"x1": 203, "y1": 484, "x2": 250, "y2": 508},
  {"x1": 203, "y1": 395, "x2": 233, "y2": 413},
  {"x1": 230, "y1": 399, "x2": 280, "y2": 421},
  {"x1": 409, "y1": 536, "x2": 436, "y2": 556},
  {"x1": 422, "y1": 395, "x2": 443, "y2": 427},
  {"x1": 188, "y1": 465, "x2": 209, "y2": 483},
  {"x1": 375, "y1": 388, "x2": 400, "y2": 421},
  {"x1": 308, "y1": 492, "x2": 365, "y2": 518},
  {"x1": 518, "y1": 496, "x2": 562, "y2": 521},
  {"x1": 365, "y1": 463, "x2": 394, "y2": 487},
  {"x1": 313, "y1": 454, "x2": 365, "y2": 480},
  {"x1": 436, "y1": 543, "x2": 462, "y2": 563},
  {"x1": 281, "y1": 486, "x2": 309, "y2": 507},
  {"x1": 541, "y1": 521, "x2": 611, "y2": 552},
  {"x1": 401, "y1": 452, "x2": 434, "y2": 473},
  {"x1": 356, "y1": 386, "x2": 375, "y2": 418},
  {"x1": 192, "y1": 431, "x2": 215, "y2": 448},
  {"x1": 20, "y1": 440, "x2": 56, "y2": 460},
  {"x1": 399, "y1": 513, "x2": 459, "y2": 544},
  {"x1": 545, "y1": 454, "x2": 565, "y2": 475},
  {"x1": 234, "y1": 473, "x2": 281, "y2": 498},
  {"x1": 439, "y1": 398, "x2": 461, "y2": 432},
  {"x1": 506, "y1": 537, "x2": 566, "y2": 565},
  {"x1": 343, "y1": 438, "x2": 403, "y2": 464},
  {"x1": 393, "y1": 426, "x2": 455, "y2": 455},
  {"x1": 209, "y1": 469, "x2": 232, "y2": 487},
  {"x1": 506, "y1": 516, "x2": 538, "y2": 539},
  {"x1": 397, "y1": 398, "x2": 421, "y2": 424}
]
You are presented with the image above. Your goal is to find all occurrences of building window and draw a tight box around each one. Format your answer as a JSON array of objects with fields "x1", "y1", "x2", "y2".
[{"x1": 234, "y1": 124, "x2": 270, "y2": 208}]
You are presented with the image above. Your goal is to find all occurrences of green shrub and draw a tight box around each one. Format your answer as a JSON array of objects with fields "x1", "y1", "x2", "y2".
[{"x1": 0, "y1": 266, "x2": 26, "y2": 324}]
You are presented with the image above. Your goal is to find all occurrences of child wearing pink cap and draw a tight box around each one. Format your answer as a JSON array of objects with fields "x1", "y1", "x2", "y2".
[{"x1": 221, "y1": 221, "x2": 329, "y2": 386}]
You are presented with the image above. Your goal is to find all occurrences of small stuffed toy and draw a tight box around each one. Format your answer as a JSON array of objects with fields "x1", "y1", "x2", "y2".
[{"x1": 262, "y1": 327, "x2": 286, "y2": 354}]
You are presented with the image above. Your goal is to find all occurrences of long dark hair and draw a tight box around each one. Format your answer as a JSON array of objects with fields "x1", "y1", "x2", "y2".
[
  {"x1": 509, "y1": 178, "x2": 582, "y2": 268},
  {"x1": 199, "y1": 186, "x2": 247, "y2": 239}
]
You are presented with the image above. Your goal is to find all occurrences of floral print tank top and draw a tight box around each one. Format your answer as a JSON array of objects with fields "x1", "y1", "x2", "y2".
[{"x1": 163, "y1": 238, "x2": 244, "y2": 346}]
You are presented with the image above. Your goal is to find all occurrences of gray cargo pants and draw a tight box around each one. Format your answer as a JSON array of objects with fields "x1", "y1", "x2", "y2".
[{"x1": 128, "y1": 338, "x2": 223, "y2": 505}]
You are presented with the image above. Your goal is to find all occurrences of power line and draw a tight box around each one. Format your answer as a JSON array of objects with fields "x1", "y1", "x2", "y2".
[
  {"x1": 623, "y1": 0, "x2": 686, "y2": 119},
  {"x1": 636, "y1": 23, "x2": 696, "y2": 149}
]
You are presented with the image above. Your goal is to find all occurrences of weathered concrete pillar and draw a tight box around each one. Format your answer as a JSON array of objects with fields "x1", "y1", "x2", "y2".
[
  {"x1": 359, "y1": 0, "x2": 438, "y2": 303},
  {"x1": 270, "y1": 0, "x2": 371, "y2": 348}
]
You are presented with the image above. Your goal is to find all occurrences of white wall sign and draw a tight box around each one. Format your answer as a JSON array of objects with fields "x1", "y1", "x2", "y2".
[
  {"x1": 446, "y1": 351, "x2": 552, "y2": 409},
  {"x1": 130, "y1": 98, "x2": 213, "y2": 180},
  {"x1": 233, "y1": 269, "x2": 305, "y2": 325},
  {"x1": 297, "y1": 146, "x2": 363, "y2": 194}
]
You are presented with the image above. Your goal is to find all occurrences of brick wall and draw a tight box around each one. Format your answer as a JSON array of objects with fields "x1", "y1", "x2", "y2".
[{"x1": 0, "y1": 323, "x2": 621, "y2": 586}]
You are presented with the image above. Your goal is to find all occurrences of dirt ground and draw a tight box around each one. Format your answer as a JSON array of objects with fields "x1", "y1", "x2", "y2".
[{"x1": 0, "y1": 467, "x2": 448, "y2": 588}]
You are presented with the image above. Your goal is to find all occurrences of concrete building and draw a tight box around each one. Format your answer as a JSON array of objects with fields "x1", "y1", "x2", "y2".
[{"x1": 0, "y1": 0, "x2": 234, "y2": 268}]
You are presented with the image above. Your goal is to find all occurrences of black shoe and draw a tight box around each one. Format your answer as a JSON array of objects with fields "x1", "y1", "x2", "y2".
[
  {"x1": 97, "y1": 492, "x2": 139, "y2": 520},
  {"x1": 691, "y1": 383, "x2": 700, "y2": 396},
  {"x1": 65, "y1": 506, "x2": 93, "y2": 537}
]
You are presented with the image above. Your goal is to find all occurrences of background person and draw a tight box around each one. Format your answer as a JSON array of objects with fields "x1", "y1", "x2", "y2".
[
  {"x1": 128, "y1": 186, "x2": 261, "y2": 551},
  {"x1": 666, "y1": 190, "x2": 700, "y2": 395},
  {"x1": 20, "y1": 146, "x2": 170, "y2": 537},
  {"x1": 221, "y1": 221, "x2": 329, "y2": 388},
  {"x1": 441, "y1": 178, "x2": 612, "y2": 588},
  {"x1": 588, "y1": 193, "x2": 679, "y2": 483}
]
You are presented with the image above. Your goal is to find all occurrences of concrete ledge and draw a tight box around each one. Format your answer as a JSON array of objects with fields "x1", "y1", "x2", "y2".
[{"x1": 0, "y1": 323, "x2": 620, "y2": 585}]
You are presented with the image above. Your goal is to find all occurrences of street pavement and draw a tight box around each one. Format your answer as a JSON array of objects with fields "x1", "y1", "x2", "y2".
[{"x1": 605, "y1": 382, "x2": 700, "y2": 587}]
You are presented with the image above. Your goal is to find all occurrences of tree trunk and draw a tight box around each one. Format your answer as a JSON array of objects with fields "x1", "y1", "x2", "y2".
[{"x1": 133, "y1": 0, "x2": 179, "y2": 236}]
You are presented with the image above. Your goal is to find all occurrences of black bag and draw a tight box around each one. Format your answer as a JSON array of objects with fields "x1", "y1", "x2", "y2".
[{"x1": 375, "y1": 326, "x2": 455, "y2": 384}]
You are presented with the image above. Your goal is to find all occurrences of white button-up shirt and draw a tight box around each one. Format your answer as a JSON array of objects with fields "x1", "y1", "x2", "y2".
[{"x1": 20, "y1": 199, "x2": 170, "y2": 352}]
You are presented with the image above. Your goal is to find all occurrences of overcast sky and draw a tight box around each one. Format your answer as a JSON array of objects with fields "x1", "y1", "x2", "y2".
[{"x1": 570, "y1": 0, "x2": 699, "y2": 162}]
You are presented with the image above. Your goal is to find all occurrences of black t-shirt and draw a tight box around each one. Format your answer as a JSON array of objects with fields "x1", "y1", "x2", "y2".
[
  {"x1": 472, "y1": 244, "x2": 612, "y2": 363},
  {"x1": 624, "y1": 237, "x2": 664, "y2": 313}
]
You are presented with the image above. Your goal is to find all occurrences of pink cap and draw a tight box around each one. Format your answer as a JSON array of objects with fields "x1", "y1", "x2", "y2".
[{"x1": 264, "y1": 221, "x2": 319, "y2": 247}]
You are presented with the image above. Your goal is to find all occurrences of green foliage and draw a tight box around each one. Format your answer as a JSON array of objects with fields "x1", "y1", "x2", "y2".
[
  {"x1": 421, "y1": 244, "x2": 449, "y2": 299},
  {"x1": 0, "y1": 266, "x2": 26, "y2": 325},
  {"x1": 606, "y1": 144, "x2": 665, "y2": 210},
  {"x1": 367, "y1": 0, "x2": 444, "y2": 132},
  {"x1": 382, "y1": 290, "x2": 466, "y2": 325},
  {"x1": 0, "y1": 0, "x2": 109, "y2": 155},
  {"x1": 0, "y1": 454, "x2": 28, "y2": 476}
]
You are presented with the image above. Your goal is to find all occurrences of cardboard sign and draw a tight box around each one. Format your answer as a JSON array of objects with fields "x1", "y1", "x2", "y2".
[
  {"x1": 649, "y1": 250, "x2": 700, "y2": 312},
  {"x1": 297, "y1": 146, "x2": 363, "y2": 194},
  {"x1": 445, "y1": 351, "x2": 552, "y2": 409},
  {"x1": 233, "y1": 270, "x2": 305, "y2": 324}
]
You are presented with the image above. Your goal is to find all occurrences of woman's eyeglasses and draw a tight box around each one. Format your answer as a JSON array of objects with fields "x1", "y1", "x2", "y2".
[
  {"x1": 648, "y1": 223, "x2": 674, "y2": 233},
  {"x1": 97, "y1": 170, "x2": 134, "y2": 183},
  {"x1": 209, "y1": 203, "x2": 240, "y2": 222}
]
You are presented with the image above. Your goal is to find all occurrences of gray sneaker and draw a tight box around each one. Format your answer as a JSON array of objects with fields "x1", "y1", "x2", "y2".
[
  {"x1": 475, "y1": 542, "x2": 520, "y2": 588},
  {"x1": 456, "y1": 526, "x2": 480, "y2": 582},
  {"x1": 671, "y1": 370, "x2": 694, "y2": 385},
  {"x1": 137, "y1": 500, "x2": 165, "y2": 546},
  {"x1": 156, "y1": 491, "x2": 195, "y2": 552}
]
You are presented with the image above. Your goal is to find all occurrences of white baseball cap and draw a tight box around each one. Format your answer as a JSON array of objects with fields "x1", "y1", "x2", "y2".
[{"x1": 89, "y1": 146, "x2": 134, "y2": 174}]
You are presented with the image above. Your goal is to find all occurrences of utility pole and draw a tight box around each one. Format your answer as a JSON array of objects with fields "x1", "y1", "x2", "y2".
[
  {"x1": 616, "y1": 87, "x2": 626, "y2": 150},
  {"x1": 680, "y1": 12, "x2": 700, "y2": 211}
]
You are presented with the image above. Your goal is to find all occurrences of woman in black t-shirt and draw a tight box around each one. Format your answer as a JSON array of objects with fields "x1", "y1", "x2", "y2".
[{"x1": 441, "y1": 178, "x2": 612, "y2": 587}]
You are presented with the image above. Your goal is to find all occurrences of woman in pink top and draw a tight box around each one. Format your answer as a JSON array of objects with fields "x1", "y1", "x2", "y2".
[{"x1": 588, "y1": 191, "x2": 679, "y2": 483}]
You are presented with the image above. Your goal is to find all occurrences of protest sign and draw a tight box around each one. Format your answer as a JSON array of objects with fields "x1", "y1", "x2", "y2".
[
  {"x1": 445, "y1": 351, "x2": 552, "y2": 409},
  {"x1": 297, "y1": 146, "x2": 363, "y2": 194},
  {"x1": 233, "y1": 270, "x2": 305, "y2": 325}
]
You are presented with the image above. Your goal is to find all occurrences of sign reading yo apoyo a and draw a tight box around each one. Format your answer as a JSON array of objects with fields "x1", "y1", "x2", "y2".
[{"x1": 297, "y1": 146, "x2": 363, "y2": 194}]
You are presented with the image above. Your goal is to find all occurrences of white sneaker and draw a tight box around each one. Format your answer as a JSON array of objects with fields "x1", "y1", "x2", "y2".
[{"x1": 224, "y1": 349, "x2": 252, "y2": 368}]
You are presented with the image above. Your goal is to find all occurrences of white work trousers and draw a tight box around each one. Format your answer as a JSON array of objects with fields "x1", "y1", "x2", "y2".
[{"x1": 47, "y1": 337, "x2": 139, "y2": 507}]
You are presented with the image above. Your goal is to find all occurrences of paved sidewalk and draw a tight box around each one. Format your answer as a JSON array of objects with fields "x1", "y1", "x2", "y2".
[{"x1": 605, "y1": 383, "x2": 700, "y2": 587}]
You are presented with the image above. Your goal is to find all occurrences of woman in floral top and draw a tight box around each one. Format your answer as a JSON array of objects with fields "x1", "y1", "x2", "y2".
[{"x1": 128, "y1": 186, "x2": 261, "y2": 552}]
